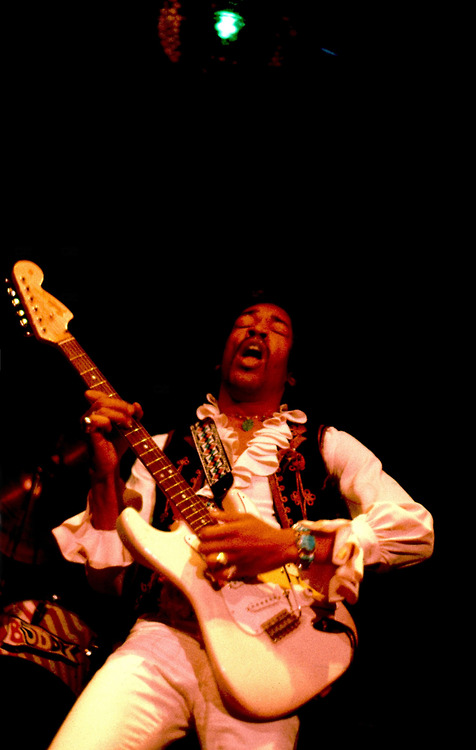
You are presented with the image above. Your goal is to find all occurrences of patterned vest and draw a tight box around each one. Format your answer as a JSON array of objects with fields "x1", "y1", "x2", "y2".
[
  {"x1": 129, "y1": 416, "x2": 350, "y2": 618},
  {"x1": 157, "y1": 419, "x2": 350, "y2": 525}
]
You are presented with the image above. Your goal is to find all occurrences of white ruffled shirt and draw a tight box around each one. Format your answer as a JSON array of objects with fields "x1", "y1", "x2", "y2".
[{"x1": 53, "y1": 395, "x2": 434, "y2": 604}]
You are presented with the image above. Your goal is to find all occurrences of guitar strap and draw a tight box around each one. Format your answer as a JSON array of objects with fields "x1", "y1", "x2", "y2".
[{"x1": 190, "y1": 417, "x2": 234, "y2": 502}]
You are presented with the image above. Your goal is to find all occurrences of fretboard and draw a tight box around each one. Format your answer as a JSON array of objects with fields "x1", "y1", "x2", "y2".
[{"x1": 58, "y1": 336, "x2": 213, "y2": 534}]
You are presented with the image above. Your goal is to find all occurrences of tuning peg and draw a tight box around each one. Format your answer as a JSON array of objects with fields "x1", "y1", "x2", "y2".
[{"x1": 15, "y1": 313, "x2": 31, "y2": 333}]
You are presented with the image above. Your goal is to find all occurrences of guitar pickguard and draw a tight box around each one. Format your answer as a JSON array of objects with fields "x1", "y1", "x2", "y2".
[{"x1": 220, "y1": 579, "x2": 294, "y2": 636}]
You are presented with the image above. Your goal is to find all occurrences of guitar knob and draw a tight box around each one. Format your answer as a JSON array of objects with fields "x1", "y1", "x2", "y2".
[
  {"x1": 19, "y1": 318, "x2": 29, "y2": 328},
  {"x1": 12, "y1": 297, "x2": 21, "y2": 306},
  {"x1": 16, "y1": 308, "x2": 25, "y2": 317}
]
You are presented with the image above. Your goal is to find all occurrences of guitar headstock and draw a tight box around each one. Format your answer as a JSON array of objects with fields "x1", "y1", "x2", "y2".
[{"x1": 7, "y1": 260, "x2": 74, "y2": 344}]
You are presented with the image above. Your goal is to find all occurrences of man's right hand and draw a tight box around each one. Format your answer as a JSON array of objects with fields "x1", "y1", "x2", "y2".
[{"x1": 82, "y1": 390, "x2": 143, "y2": 480}]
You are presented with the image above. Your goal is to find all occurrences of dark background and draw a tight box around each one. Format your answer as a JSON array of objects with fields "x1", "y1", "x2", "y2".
[{"x1": 2, "y1": 2, "x2": 466, "y2": 747}]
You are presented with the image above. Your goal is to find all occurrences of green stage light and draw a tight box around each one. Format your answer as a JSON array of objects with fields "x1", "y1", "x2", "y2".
[{"x1": 214, "y1": 10, "x2": 245, "y2": 43}]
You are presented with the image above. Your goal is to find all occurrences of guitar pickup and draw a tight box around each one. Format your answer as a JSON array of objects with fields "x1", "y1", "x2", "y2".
[{"x1": 262, "y1": 609, "x2": 300, "y2": 643}]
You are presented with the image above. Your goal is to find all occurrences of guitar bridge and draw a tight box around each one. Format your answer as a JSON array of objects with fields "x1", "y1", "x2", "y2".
[{"x1": 262, "y1": 609, "x2": 300, "y2": 642}]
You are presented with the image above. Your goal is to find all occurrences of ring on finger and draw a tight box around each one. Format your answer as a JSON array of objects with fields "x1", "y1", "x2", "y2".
[
  {"x1": 82, "y1": 416, "x2": 94, "y2": 433},
  {"x1": 215, "y1": 551, "x2": 229, "y2": 567}
]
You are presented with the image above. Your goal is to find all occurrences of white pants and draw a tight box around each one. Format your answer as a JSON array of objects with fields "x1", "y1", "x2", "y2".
[{"x1": 48, "y1": 619, "x2": 300, "y2": 750}]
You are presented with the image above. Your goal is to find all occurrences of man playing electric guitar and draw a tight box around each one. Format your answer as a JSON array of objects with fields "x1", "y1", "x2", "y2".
[{"x1": 49, "y1": 297, "x2": 434, "y2": 750}]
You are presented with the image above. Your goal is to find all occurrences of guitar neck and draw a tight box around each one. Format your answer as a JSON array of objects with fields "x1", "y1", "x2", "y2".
[{"x1": 58, "y1": 336, "x2": 213, "y2": 534}]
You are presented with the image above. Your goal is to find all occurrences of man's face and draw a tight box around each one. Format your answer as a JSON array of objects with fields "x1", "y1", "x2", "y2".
[{"x1": 220, "y1": 303, "x2": 294, "y2": 403}]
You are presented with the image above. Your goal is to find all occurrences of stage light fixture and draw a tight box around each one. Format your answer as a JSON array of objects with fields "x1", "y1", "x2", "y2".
[{"x1": 214, "y1": 9, "x2": 245, "y2": 43}]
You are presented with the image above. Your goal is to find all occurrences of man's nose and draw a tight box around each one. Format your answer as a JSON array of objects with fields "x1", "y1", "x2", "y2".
[{"x1": 247, "y1": 326, "x2": 267, "y2": 339}]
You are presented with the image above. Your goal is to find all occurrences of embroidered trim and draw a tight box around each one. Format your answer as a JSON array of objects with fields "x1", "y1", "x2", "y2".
[
  {"x1": 268, "y1": 424, "x2": 321, "y2": 525},
  {"x1": 268, "y1": 473, "x2": 293, "y2": 528},
  {"x1": 190, "y1": 417, "x2": 233, "y2": 500}
]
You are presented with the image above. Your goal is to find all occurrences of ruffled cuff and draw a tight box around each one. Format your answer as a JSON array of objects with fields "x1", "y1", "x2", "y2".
[
  {"x1": 298, "y1": 519, "x2": 364, "y2": 605},
  {"x1": 52, "y1": 489, "x2": 142, "y2": 570}
]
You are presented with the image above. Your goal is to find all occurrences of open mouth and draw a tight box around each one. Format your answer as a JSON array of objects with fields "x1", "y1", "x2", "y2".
[
  {"x1": 236, "y1": 340, "x2": 266, "y2": 369},
  {"x1": 241, "y1": 344, "x2": 263, "y2": 361}
]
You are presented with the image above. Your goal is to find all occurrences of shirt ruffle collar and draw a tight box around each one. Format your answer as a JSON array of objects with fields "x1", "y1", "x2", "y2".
[{"x1": 196, "y1": 394, "x2": 307, "y2": 490}]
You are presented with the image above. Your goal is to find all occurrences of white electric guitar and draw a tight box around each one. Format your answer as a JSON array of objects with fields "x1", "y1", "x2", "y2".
[{"x1": 8, "y1": 261, "x2": 357, "y2": 720}]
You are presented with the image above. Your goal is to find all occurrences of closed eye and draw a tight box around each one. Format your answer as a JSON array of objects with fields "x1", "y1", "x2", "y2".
[
  {"x1": 271, "y1": 321, "x2": 290, "y2": 336},
  {"x1": 233, "y1": 313, "x2": 290, "y2": 337}
]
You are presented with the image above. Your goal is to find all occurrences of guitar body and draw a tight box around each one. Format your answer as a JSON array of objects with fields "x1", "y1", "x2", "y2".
[
  {"x1": 8, "y1": 260, "x2": 357, "y2": 721},
  {"x1": 117, "y1": 506, "x2": 356, "y2": 720}
]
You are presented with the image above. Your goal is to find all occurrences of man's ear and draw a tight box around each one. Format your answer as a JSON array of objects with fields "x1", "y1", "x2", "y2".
[{"x1": 287, "y1": 373, "x2": 296, "y2": 387}]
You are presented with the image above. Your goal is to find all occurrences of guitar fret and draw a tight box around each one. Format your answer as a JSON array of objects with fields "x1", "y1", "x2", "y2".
[
  {"x1": 181, "y1": 509, "x2": 205, "y2": 524},
  {"x1": 133, "y1": 442, "x2": 155, "y2": 453},
  {"x1": 59, "y1": 340, "x2": 117, "y2": 397},
  {"x1": 153, "y1": 468, "x2": 175, "y2": 479},
  {"x1": 147, "y1": 456, "x2": 164, "y2": 467},
  {"x1": 141, "y1": 447, "x2": 157, "y2": 458},
  {"x1": 175, "y1": 498, "x2": 195, "y2": 511},
  {"x1": 174, "y1": 497, "x2": 199, "y2": 511},
  {"x1": 82, "y1": 370, "x2": 108, "y2": 387},
  {"x1": 131, "y1": 439, "x2": 154, "y2": 452},
  {"x1": 164, "y1": 480, "x2": 185, "y2": 497},
  {"x1": 89, "y1": 379, "x2": 109, "y2": 390}
]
